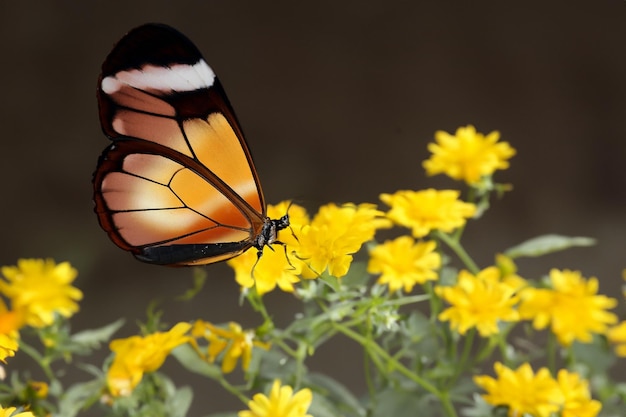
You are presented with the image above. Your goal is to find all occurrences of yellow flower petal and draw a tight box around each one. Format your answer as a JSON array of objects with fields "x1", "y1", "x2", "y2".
[
  {"x1": 0, "y1": 259, "x2": 82, "y2": 328},
  {"x1": 435, "y1": 267, "x2": 519, "y2": 336},
  {"x1": 519, "y1": 269, "x2": 617, "y2": 346},
  {"x1": 297, "y1": 203, "x2": 391, "y2": 278},
  {"x1": 422, "y1": 125, "x2": 515, "y2": 185},
  {"x1": 239, "y1": 380, "x2": 313, "y2": 417},
  {"x1": 381, "y1": 189, "x2": 475, "y2": 238},
  {"x1": 107, "y1": 322, "x2": 191, "y2": 396},
  {"x1": 368, "y1": 237, "x2": 441, "y2": 293},
  {"x1": 474, "y1": 362, "x2": 563, "y2": 417}
]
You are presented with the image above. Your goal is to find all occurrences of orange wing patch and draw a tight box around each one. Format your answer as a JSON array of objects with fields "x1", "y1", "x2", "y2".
[
  {"x1": 98, "y1": 147, "x2": 256, "y2": 249},
  {"x1": 185, "y1": 113, "x2": 263, "y2": 214}
]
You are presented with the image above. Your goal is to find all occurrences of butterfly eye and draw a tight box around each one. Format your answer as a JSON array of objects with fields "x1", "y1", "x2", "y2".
[{"x1": 94, "y1": 24, "x2": 287, "y2": 266}]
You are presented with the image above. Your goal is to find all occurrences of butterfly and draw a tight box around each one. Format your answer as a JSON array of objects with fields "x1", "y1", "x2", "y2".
[{"x1": 93, "y1": 23, "x2": 289, "y2": 266}]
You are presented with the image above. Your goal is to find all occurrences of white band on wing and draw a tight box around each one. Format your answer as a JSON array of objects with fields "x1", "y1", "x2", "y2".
[{"x1": 101, "y1": 60, "x2": 216, "y2": 95}]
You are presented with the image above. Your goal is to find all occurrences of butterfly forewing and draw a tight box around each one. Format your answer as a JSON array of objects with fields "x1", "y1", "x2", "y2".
[{"x1": 94, "y1": 24, "x2": 266, "y2": 265}]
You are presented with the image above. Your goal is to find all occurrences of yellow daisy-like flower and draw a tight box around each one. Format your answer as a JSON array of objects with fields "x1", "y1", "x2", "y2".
[
  {"x1": 368, "y1": 237, "x2": 441, "y2": 293},
  {"x1": 381, "y1": 189, "x2": 476, "y2": 238},
  {"x1": 107, "y1": 322, "x2": 191, "y2": 397},
  {"x1": 518, "y1": 269, "x2": 618, "y2": 346},
  {"x1": 0, "y1": 259, "x2": 82, "y2": 328},
  {"x1": 191, "y1": 320, "x2": 269, "y2": 373},
  {"x1": 435, "y1": 267, "x2": 519, "y2": 336},
  {"x1": 239, "y1": 380, "x2": 313, "y2": 417},
  {"x1": 228, "y1": 202, "x2": 309, "y2": 295},
  {"x1": 556, "y1": 369, "x2": 601, "y2": 417},
  {"x1": 422, "y1": 125, "x2": 516, "y2": 185},
  {"x1": 474, "y1": 362, "x2": 563, "y2": 417},
  {"x1": 0, "y1": 333, "x2": 18, "y2": 363},
  {"x1": 0, "y1": 406, "x2": 35, "y2": 417},
  {"x1": 297, "y1": 203, "x2": 391, "y2": 278},
  {"x1": 0, "y1": 299, "x2": 21, "y2": 362},
  {"x1": 606, "y1": 321, "x2": 626, "y2": 357}
]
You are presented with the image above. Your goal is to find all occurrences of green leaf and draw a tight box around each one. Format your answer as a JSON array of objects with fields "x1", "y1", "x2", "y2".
[
  {"x1": 370, "y1": 387, "x2": 440, "y2": 417},
  {"x1": 166, "y1": 385, "x2": 193, "y2": 417},
  {"x1": 71, "y1": 318, "x2": 125, "y2": 349},
  {"x1": 171, "y1": 344, "x2": 222, "y2": 379},
  {"x1": 57, "y1": 379, "x2": 106, "y2": 417},
  {"x1": 307, "y1": 373, "x2": 365, "y2": 417},
  {"x1": 340, "y1": 261, "x2": 371, "y2": 290},
  {"x1": 504, "y1": 234, "x2": 596, "y2": 259}
]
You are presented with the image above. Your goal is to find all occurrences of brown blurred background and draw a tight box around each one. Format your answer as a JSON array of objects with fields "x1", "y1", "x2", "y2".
[{"x1": 1, "y1": 1, "x2": 624, "y2": 415}]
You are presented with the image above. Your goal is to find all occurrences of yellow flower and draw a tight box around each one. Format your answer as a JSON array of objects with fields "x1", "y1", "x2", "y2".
[
  {"x1": 228, "y1": 202, "x2": 308, "y2": 295},
  {"x1": 381, "y1": 189, "x2": 475, "y2": 238},
  {"x1": 191, "y1": 320, "x2": 269, "y2": 373},
  {"x1": 518, "y1": 269, "x2": 618, "y2": 346},
  {"x1": 107, "y1": 322, "x2": 191, "y2": 397},
  {"x1": 435, "y1": 267, "x2": 519, "y2": 336},
  {"x1": 0, "y1": 299, "x2": 21, "y2": 362},
  {"x1": 0, "y1": 259, "x2": 82, "y2": 328},
  {"x1": 422, "y1": 125, "x2": 516, "y2": 185},
  {"x1": 297, "y1": 203, "x2": 391, "y2": 278},
  {"x1": 368, "y1": 237, "x2": 441, "y2": 293},
  {"x1": 0, "y1": 334, "x2": 18, "y2": 363},
  {"x1": 239, "y1": 380, "x2": 313, "y2": 417},
  {"x1": 0, "y1": 407, "x2": 35, "y2": 417},
  {"x1": 606, "y1": 321, "x2": 626, "y2": 357},
  {"x1": 556, "y1": 369, "x2": 601, "y2": 417},
  {"x1": 474, "y1": 362, "x2": 563, "y2": 417},
  {"x1": 27, "y1": 380, "x2": 49, "y2": 398}
]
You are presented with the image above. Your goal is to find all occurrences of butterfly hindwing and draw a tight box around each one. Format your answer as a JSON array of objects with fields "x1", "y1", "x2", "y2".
[{"x1": 94, "y1": 24, "x2": 267, "y2": 265}]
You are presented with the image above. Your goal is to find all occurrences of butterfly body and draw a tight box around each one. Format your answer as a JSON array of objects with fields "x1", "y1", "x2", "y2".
[{"x1": 94, "y1": 24, "x2": 288, "y2": 266}]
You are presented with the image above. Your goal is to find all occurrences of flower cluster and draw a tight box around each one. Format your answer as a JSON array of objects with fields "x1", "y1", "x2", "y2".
[
  {"x1": 0, "y1": 259, "x2": 82, "y2": 362},
  {"x1": 4, "y1": 125, "x2": 626, "y2": 417},
  {"x1": 475, "y1": 362, "x2": 601, "y2": 417},
  {"x1": 228, "y1": 201, "x2": 392, "y2": 294}
]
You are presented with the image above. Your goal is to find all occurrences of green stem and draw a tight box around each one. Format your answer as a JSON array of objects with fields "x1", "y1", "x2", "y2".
[
  {"x1": 435, "y1": 231, "x2": 479, "y2": 274},
  {"x1": 17, "y1": 341, "x2": 57, "y2": 382},
  {"x1": 547, "y1": 332, "x2": 557, "y2": 374},
  {"x1": 332, "y1": 321, "x2": 458, "y2": 417},
  {"x1": 218, "y1": 374, "x2": 251, "y2": 405},
  {"x1": 245, "y1": 290, "x2": 274, "y2": 333},
  {"x1": 452, "y1": 329, "x2": 475, "y2": 384}
]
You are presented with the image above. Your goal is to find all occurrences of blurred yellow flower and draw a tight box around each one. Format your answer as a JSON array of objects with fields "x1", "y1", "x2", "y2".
[
  {"x1": 381, "y1": 189, "x2": 475, "y2": 238},
  {"x1": 228, "y1": 202, "x2": 308, "y2": 295},
  {"x1": 107, "y1": 322, "x2": 191, "y2": 397},
  {"x1": 556, "y1": 369, "x2": 601, "y2": 417},
  {"x1": 368, "y1": 237, "x2": 441, "y2": 293},
  {"x1": 0, "y1": 406, "x2": 35, "y2": 417},
  {"x1": 239, "y1": 380, "x2": 313, "y2": 417},
  {"x1": 297, "y1": 203, "x2": 391, "y2": 278},
  {"x1": 0, "y1": 334, "x2": 18, "y2": 363},
  {"x1": 0, "y1": 259, "x2": 82, "y2": 328},
  {"x1": 606, "y1": 321, "x2": 626, "y2": 357},
  {"x1": 27, "y1": 380, "x2": 49, "y2": 399},
  {"x1": 518, "y1": 269, "x2": 617, "y2": 346},
  {"x1": 422, "y1": 125, "x2": 516, "y2": 185},
  {"x1": 435, "y1": 267, "x2": 519, "y2": 336},
  {"x1": 0, "y1": 299, "x2": 21, "y2": 362},
  {"x1": 474, "y1": 362, "x2": 563, "y2": 417},
  {"x1": 191, "y1": 320, "x2": 269, "y2": 373}
]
